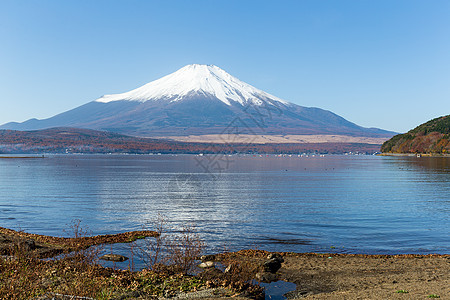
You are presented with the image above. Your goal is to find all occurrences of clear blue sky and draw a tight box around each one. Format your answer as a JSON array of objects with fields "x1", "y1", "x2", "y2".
[{"x1": 1, "y1": 0, "x2": 449, "y2": 133}]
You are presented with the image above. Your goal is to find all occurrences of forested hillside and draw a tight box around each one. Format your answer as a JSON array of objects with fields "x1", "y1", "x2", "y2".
[{"x1": 381, "y1": 115, "x2": 449, "y2": 154}]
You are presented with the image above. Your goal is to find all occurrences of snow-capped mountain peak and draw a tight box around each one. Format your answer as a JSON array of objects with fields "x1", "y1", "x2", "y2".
[
  {"x1": 95, "y1": 64, "x2": 288, "y2": 106},
  {"x1": 0, "y1": 63, "x2": 397, "y2": 139}
]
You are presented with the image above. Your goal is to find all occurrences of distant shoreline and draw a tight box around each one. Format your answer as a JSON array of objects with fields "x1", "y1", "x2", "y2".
[
  {"x1": 0, "y1": 155, "x2": 45, "y2": 159},
  {"x1": 379, "y1": 153, "x2": 450, "y2": 157}
]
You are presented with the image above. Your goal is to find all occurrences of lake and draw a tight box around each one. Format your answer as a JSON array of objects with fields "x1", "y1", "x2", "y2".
[{"x1": 0, "y1": 154, "x2": 449, "y2": 261}]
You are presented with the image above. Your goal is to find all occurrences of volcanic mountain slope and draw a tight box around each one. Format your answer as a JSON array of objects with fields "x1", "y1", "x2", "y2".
[
  {"x1": 381, "y1": 115, "x2": 449, "y2": 154},
  {"x1": 1, "y1": 64, "x2": 395, "y2": 138}
]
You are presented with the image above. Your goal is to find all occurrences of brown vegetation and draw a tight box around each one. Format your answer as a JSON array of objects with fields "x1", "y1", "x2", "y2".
[
  {"x1": 3, "y1": 224, "x2": 448, "y2": 299},
  {"x1": 381, "y1": 115, "x2": 449, "y2": 154},
  {"x1": 1, "y1": 222, "x2": 209, "y2": 299},
  {"x1": 0, "y1": 127, "x2": 382, "y2": 154},
  {"x1": 0, "y1": 221, "x2": 263, "y2": 300},
  {"x1": 0, "y1": 225, "x2": 158, "y2": 258},
  {"x1": 1, "y1": 253, "x2": 210, "y2": 299}
]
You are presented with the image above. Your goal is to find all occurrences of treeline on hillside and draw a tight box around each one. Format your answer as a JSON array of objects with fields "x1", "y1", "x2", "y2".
[
  {"x1": 0, "y1": 127, "x2": 380, "y2": 154},
  {"x1": 381, "y1": 115, "x2": 449, "y2": 154}
]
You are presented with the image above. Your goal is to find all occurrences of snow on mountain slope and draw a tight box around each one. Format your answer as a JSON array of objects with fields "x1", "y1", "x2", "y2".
[
  {"x1": 95, "y1": 64, "x2": 289, "y2": 106},
  {"x1": 0, "y1": 64, "x2": 397, "y2": 138}
]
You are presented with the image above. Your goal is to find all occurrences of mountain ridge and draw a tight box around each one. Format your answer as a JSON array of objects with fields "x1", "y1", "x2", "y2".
[{"x1": 0, "y1": 64, "x2": 396, "y2": 138}]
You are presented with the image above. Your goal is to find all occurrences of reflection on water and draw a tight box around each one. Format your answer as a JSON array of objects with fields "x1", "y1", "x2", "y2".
[
  {"x1": 259, "y1": 280, "x2": 297, "y2": 300},
  {"x1": 0, "y1": 154, "x2": 448, "y2": 255}
]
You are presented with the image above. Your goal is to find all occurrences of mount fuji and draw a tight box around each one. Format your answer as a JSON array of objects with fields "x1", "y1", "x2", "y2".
[{"x1": 1, "y1": 64, "x2": 395, "y2": 139}]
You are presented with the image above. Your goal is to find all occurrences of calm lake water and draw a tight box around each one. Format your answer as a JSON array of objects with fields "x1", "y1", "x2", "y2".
[{"x1": 0, "y1": 154, "x2": 449, "y2": 258}]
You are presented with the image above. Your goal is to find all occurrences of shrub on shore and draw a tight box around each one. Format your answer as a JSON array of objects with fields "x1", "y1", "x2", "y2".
[
  {"x1": 0, "y1": 218, "x2": 263, "y2": 299},
  {"x1": 138, "y1": 214, "x2": 205, "y2": 275}
]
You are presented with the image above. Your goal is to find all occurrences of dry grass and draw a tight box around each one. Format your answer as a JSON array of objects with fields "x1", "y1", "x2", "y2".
[
  {"x1": 0, "y1": 219, "x2": 261, "y2": 299},
  {"x1": 160, "y1": 134, "x2": 388, "y2": 145},
  {"x1": 0, "y1": 254, "x2": 208, "y2": 299},
  {"x1": 137, "y1": 215, "x2": 206, "y2": 275},
  {"x1": 0, "y1": 225, "x2": 158, "y2": 258},
  {"x1": 165, "y1": 225, "x2": 206, "y2": 274}
]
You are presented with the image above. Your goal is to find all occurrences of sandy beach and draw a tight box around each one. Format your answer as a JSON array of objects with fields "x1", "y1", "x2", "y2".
[{"x1": 218, "y1": 250, "x2": 449, "y2": 299}]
